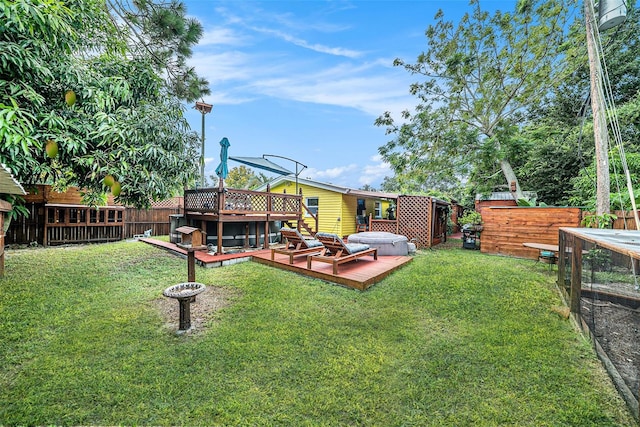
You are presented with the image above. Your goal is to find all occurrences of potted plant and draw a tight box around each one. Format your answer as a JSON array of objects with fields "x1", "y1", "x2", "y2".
[{"x1": 459, "y1": 211, "x2": 483, "y2": 232}]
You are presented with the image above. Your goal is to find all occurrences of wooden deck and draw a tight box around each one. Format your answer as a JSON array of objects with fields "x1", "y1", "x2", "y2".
[
  {"x1": 252, "y1": 251, "x2": 412, "y2": 291},
  {"x1": 140, "y1": 238, "x2": 258, "y2": 267},
  {"x1": 140, "y1": 238, "x2": 412, "y2": 291}
]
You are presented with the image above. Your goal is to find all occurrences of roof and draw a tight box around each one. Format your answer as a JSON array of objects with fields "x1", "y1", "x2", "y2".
[
  {"x1": 475, "y1": 191, "x2": 537, "y2": 201},
  {"x1": 256, "y1": 176, "x2": 399, "y2": 199},
  {"x1": 0, "y1": 164, "x2": 25, "y2": 195}
]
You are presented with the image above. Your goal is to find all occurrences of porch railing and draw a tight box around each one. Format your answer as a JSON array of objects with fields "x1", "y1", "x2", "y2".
[{"x1": 184, "y1": 187, "x2": 302, "y2": 216}]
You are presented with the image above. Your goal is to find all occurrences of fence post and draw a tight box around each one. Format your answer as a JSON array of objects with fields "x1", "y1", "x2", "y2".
[{"x1": 570, "y1": 237, "x2": 583, "y2": 315}]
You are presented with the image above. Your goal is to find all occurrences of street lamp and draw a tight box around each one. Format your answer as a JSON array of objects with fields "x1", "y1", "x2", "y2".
[{"x1": 194, "y1": 101, "x2": 213, "y2": 188}]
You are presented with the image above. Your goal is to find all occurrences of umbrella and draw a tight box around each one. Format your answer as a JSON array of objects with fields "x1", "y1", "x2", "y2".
[
  {"x1": 228, "y1": 156, "x2": 293, "y2": 175},
  {"x1": 215, "y1": 137, "x2": 231, "y2": 179}
]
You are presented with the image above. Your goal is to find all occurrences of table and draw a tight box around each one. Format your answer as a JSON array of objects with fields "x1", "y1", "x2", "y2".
[
  {"x1": 523, "y1": 242, "x2": 559, "y2": 268},
  {"x1": 523, "y1": 242, "x2": 559, "y2": 252}
]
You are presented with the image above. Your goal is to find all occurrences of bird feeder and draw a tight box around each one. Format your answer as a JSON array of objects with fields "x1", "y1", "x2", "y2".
[{"x1": 175, "y1": 226, "x2": 206, "y2": 250}]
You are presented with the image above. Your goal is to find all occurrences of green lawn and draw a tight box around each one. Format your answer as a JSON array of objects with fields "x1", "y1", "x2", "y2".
[{"x1": 0, "y1": 240, "x2": 635, "y2": 426}]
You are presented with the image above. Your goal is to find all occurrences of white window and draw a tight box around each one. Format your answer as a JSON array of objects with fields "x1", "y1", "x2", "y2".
[
  {"x1": 374, "y1": 201, "x2": 381, "y2": 218},
  {"x1": 306, "y1": 197, "x2": 319, "y2": 216}
]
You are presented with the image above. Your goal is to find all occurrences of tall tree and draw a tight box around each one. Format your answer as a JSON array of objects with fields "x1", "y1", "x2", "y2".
[
  {"x1": 520, "y1": 3, "x2": 640, "y2": 208},
  {"x1": 224, "y1": 166, "x2": 269, "y2": 190},
  {"x1": 0, "y1": 0, "x2": 207, "y2": 209},
  {"x1": 376, "y1": 0, "x2": 574, "y2": 201},
  {"x1": 106, "y1": 0, "x2": 210, "y2": 101}
]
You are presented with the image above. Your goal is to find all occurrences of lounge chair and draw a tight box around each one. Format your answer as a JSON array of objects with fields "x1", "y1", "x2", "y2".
[
  {"x1": 307, "y1": 232, "x2": 378, "y2": 274},
  {"x1": 271, "y1": 227, "x2": 325, "y2": 264}
]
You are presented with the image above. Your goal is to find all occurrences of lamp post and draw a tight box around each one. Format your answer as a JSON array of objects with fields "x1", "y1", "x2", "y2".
[{"x1": 194, "y1": 101, "x2": 213, "y2": 188}]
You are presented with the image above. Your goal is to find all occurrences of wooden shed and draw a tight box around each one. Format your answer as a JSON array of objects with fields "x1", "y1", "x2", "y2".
[{"x1": 0, "y1": 163, "x2": 27, "y2": 276}]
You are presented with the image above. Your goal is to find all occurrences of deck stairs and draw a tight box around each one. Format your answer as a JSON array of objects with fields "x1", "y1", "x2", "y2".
[{"x1": 283, "y1": 219, "x2": 316, "y2": 236}]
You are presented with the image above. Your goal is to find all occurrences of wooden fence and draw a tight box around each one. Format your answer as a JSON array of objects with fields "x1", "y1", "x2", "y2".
[
  {"x1": 479, "y1": 206, "x2": 583, "y2": 259},
  {"x1": 6, "y1": 204, "x2": 180, "y2": 246},
  {"x1": 124, "y1": 207, "x2": 180, "y2": 237},
  {"x1": 583, "y1": 210, "x2": 640, "y2": 231}
]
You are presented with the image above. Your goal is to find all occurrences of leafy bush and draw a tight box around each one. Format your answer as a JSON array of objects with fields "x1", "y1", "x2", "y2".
[{"x1": 459, "y1": 210, "x2": 482, "y2": 226}]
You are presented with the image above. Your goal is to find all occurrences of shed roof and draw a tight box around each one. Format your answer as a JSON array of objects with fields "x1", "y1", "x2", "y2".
[
  {"x1": 0, "y1": 164, "x2": 25, "y2": 195},
  {"x1": 475, "y1": 191, "x2": 537, "y2": 201}
]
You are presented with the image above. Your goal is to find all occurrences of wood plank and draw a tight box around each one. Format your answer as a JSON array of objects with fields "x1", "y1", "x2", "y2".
[
  {"x1": 257, "y1": 251, "x2": 411, "y2": 291},
  {"x1": 480, "y1": 206, "x2": 582, "y2": 260},
  {"x1": 143, "y1": 238, "x2": 412, "y2": 291}
]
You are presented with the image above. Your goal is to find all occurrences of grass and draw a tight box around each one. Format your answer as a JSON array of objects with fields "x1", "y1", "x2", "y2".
[{"x1": 0, "y1": 239, "x2": 635, "y2": 426}]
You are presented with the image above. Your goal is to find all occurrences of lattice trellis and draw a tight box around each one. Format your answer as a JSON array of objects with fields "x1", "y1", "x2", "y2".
[
  {"x1": 184, "y1": 189, "x2": 217, "y2": 212},
  {"x1": 225, "y1": 191, "x2": 261, "y2": 211},
  {"x1": 271, "y1": 195, "x2": 301, "y2": 213},
  {"x1": 184, "y1": 188, "x2": 302, "y2": 216},
  {"x1": 398, "y1": 195, "x2": 432, "y2": 249},
  {"x1": 373, "y1": 221, "x2": 397, "y2": 234}
]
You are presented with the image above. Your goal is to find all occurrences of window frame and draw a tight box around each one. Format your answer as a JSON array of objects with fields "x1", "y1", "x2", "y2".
[{"x1": 306, "y1": 197, "x2": 319, "y2": 217}]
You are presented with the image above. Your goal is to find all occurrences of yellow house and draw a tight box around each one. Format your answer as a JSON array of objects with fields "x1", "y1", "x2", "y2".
[{"x1": 258, "y1": 176, "x2": 397, "y2": 237}]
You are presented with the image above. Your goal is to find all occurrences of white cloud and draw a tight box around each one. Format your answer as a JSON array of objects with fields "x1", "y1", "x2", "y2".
[
  {"x1": 302, "y1": 164, "x2": 358, "y2": 182},
  {"x1": 249, "y1": 26, "x2": 363, "y2": 58},
  {"x1": 198, "y1": 27, "x2": 246, "y2": 46},
  {"x1": 358, "y1": 161, "x2": 392, "y2": 187},
  {"x1": 248, "y1": 64, "x2": 415, "y2": 118},
  {"x1": 188, "y1": 4, "x2": 417, "y2": 119},
  {"x1": 301, "y1": 160, "x2": 392, "y2": 189}
]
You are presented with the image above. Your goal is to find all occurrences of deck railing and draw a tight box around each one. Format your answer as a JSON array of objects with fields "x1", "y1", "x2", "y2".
[{"x1": 184, "y1": 187, "x2": 302, "y2": 215}]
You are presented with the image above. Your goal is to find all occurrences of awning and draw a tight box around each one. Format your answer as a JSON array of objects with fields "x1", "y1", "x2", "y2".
[
  {"x1": 0, "y1": 164, "x2": 25, "y2": 195},
  {"x1": 229, "y1": 156, "x2": 293, "y2": 176}
]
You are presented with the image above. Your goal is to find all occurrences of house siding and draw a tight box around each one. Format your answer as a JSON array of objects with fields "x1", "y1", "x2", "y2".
[
  {"x1": 268, "y1": 181, "x2": 393, "y2": 237},
  {"x1": 343, "y1": 195, "x2": 359, "y2": 236},
  {"x1": 269, "y1": 182, "x2": 344, "y2": 234}
]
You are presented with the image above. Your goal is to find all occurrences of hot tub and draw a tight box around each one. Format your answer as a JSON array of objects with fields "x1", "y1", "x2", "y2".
[{"x1": 347, "y1": 231, "x2": 410, "y2": 256}]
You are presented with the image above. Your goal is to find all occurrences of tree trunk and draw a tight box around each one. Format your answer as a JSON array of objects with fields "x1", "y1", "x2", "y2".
[
  {"x1": 585, "y1": 0, "x2": 610, "y2": 215},
  {"x1": 499, "y1": 158, "x2": 525, "y2": 201}
]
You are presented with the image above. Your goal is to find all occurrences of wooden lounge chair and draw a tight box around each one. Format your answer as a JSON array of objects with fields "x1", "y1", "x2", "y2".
[
  {"x1": 271, "y1": 227, "x2": 325, "y2": 264},
  {"x1": 307, "y1": 232, "x2": 378, "y2": 274}
]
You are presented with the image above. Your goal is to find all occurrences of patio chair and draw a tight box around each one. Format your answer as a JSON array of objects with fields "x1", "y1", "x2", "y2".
[
  {"x1": 271, "y1": 227, "x2": 325, "y2": 264},
  {"x1": 356, "y1": 215, "x2": 369, "y2": 232},
  {"x1": 307, "y1": 232, "x2": 378, "y2": 275}
]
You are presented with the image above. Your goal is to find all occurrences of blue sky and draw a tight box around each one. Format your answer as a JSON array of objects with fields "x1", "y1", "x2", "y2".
[{"x1": 182, "y1": 1, "x2": 505, "y2": 189}]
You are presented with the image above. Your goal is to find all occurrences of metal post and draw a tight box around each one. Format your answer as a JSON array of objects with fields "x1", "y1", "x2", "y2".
[
  {"x1": 262, "y1": 154, "x2": 307, "y2": 194},
  {"x1": 200, "y1": 112, "x2": 205, "y2": 188},
  {"x1": 194, "y1": 101, "x2": 213, "y2": 188}
]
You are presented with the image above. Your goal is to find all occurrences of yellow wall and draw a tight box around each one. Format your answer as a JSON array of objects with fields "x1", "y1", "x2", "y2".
[
  {"x1": 342, "y1": 195, "x2": 359, "y2": 236},
  {"x1": 269, "y1": 181, "x2": 391, "y2": 236},
  {"x1": 269, "y1": 181, "x2": 347, "y2": 235}
]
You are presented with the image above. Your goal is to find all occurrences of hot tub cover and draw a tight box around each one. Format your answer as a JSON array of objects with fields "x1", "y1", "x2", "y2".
[{"x1": 348, "y1": 232, "x2": 409, "y2": 256}]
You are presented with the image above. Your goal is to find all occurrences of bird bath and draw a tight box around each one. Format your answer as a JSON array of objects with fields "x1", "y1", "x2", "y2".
[{"x1": 163, "y1": 282, "x2": 206, "y2": 331}]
